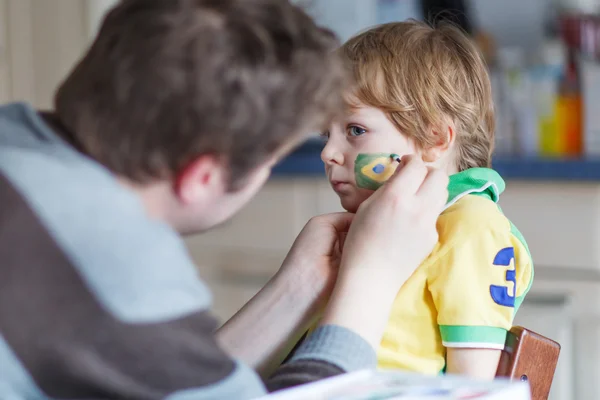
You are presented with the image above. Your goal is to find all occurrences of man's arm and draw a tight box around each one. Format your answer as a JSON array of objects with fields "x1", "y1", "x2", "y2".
[
  {"x1": 216, "y1": 270, "x2": 322, "y2": 379},
  {"x1": 216, "y1": 213, "x2": 352, "y2": 378},
  {"x1": 265, "y1": 324, "x2": 377, "y2": 392}
]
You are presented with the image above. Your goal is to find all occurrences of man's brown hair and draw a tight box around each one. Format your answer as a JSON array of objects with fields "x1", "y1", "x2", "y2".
[
  {"x1": 54, "y1": 0, "x2": 345, "y2": 188},
  {"x1": 340, "y1": 20, "x2": 495, "y2": 171}
]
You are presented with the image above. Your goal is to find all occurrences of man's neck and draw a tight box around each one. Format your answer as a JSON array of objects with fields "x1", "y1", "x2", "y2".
[
  {"x1": 38, "y1": 111, "x2": 87, "y2": 154},
  {"x1": 117, "y1": 177, "x2": 182, "y2": 229}
]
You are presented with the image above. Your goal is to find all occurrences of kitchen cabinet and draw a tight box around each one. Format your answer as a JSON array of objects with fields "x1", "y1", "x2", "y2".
[
  {"x1": 0, "y1": 0, "x2": 120, "y2": 108},
  {"x1": 0, "y1": 0, "x2": 88, "y2": 108}
]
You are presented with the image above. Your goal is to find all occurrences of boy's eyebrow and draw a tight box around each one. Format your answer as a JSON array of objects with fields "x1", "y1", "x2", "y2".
[
  {"x1": 344, "y1": 103, "x2": 371, "y2": 120},
  {"x1": 343, "y1": 102, "x2": 363, "y2": 116},
  {"x1": 343, "y1": 108, "x2": 356, "y2": 118}
]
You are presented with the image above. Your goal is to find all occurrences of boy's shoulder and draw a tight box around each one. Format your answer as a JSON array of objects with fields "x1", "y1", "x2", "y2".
[
  {"x1": 430, "y1": 193, "x2": 532, "y2": 273},
  {"x1": 436, "y1": 194, "x2": 511, "y2": 244},
  {"x1": 425, "y1": 194, "x2": 533, "y2": 295}
]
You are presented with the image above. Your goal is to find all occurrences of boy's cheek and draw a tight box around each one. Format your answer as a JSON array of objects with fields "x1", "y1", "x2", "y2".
[{"x1": 356, "y1": 186, "x2": 376, "y2": 201}]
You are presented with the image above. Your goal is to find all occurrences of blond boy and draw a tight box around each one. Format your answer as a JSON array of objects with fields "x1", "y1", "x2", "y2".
[{"x1": 321, "y1": 21, "x2": 534, "y2": 378}]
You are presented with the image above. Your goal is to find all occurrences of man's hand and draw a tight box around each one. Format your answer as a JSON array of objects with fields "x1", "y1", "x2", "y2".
[
  {"x1": 277, "y1": 212, "x2": 354, "y2": 312},
  {"x1": 321, "y1": 155, "x2": 448, "y2": 348},
  {"x1": 218, "y1": 157, "x2": 448, "y2": 373},
  {"x1": 216, "y1": 213, "x2": 353, "y2": 378},
  {"x1": 340, "y1": 154, "x2": 448, "y2": 287}
]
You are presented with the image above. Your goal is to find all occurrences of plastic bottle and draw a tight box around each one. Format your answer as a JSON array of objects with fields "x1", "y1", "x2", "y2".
[
  {"x1": 533, "y1": 40, "x2": 565, "y2": 156},
  {"x1": 497, "y1": 47, "x2": 538, "y2": 156},
  {"x1": 579, "y1": 15, "x2": 600, "y2": 156},
  {"x1": 555, "y1": 49, "x2": 583, "y2": 156},
  {"x1": 495, "y1": 48, "x2": 522, "y2": 156}
]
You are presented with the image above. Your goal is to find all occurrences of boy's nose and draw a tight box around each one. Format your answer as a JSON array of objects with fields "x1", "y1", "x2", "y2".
[{"x1": 321, "y1": 140, "x2": 344, "y2": 166}]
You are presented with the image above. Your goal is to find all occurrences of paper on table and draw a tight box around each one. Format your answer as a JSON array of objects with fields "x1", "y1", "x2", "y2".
[{"x1": 259, "y1": 370, "x2": 530, "y2": 400}]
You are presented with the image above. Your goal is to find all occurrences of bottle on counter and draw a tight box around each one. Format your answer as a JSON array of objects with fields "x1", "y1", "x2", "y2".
[
  {"x1": 490, "y1": 66, "x2": 513, "y2": 156},
  {"x1": 555, "y1": 48, "x2": 583, "y2": 156},
  {"x1": 533, "y1": 40, "x2": 565, "y2": 157},
  {"x1": 577, "y1": 14, "x2": 600, "y2": 157},
  {"x1": 496, "y1": 47, "x2": 537, "y2": 156}
]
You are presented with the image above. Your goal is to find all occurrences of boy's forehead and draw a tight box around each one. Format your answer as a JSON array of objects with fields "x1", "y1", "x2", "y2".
[
  {"x1": 342, "y1": 94, "x2": 367, "y2": 116},
  {"x1": 343, "y1": 100, "x2": 375, "y2": 117},
  {"x1": 337, "y1": 105, "x2": 363, "y2": 123},
  {"x1": 341, "y1": 88, "x2": 384, "y2": 118},
  {"x1": 337, "y1": 101, "x2": 388, "y2": 125},
  {"x1": 344, "y1": 104, "x2": 362, "y2": 117}
]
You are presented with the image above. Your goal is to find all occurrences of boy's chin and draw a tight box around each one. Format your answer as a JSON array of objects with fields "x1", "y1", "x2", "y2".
[
  {"x1": 340, "y1": 197, "x2": 362, "y2": 213},
  {"x1": 338, "y1": 188, "x2": 373, "y2": 213}
]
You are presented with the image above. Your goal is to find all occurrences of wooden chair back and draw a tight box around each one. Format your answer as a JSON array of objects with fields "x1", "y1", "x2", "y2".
[{"x1": 496, "y1": 326, "x2": 561, "y2": 400}]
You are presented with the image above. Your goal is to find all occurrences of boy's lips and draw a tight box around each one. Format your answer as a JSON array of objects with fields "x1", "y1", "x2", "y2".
[{"x1": 330, "y1": 180, "x2": 353, "y2": 193}]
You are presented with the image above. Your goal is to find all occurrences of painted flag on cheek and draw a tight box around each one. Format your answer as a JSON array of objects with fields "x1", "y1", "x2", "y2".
[{"x1": 354, "y1": 153, "x2": 398, "y2": 191}]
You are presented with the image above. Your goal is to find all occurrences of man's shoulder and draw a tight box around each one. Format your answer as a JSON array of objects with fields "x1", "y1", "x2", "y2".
[{"x1": 0, "y1": 138, "x2": 211, "y2": 323}]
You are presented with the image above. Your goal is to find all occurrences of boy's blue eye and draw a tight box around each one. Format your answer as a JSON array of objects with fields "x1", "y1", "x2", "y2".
[
  {"x1": 319, "y1": 131, "x2": 330, "y2": 143},
  {"x1": 348, "y1": 126, "x2": 366, "y2": 137}
]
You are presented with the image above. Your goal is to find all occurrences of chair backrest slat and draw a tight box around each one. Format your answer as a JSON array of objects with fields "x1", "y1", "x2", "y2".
[{"x1": 496, "y1": 326, "x2": 561, "y2": 400}]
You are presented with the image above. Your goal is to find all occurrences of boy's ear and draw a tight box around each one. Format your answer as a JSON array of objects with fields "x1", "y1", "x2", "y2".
[{"x1": 422, "y1": 126, "x2": 456, "y2": 163}]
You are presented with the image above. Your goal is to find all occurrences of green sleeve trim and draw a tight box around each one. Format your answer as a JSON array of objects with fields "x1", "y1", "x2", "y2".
[{"x1": 440, "y1": 325, "x2": 507, "y2": 349}]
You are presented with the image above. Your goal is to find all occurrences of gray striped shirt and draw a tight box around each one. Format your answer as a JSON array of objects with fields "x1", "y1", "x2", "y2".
[{"x1": 0, "y1": 102, "x2": 376, "y2": 399}]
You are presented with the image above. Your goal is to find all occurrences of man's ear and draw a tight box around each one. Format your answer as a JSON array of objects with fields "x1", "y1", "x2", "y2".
[
  {"x1": 422, "y1": 126, "x2": 456, "y2": 163},
  {"x1": 174, "y1": 155, "x2": 226, "y2": 205}
]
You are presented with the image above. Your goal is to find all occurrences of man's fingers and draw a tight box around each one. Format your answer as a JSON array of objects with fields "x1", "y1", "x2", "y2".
[
  {"x1": 382, "y1": 154, "x2": 428, "y2": 196},
  {"x1": 417, "y1": 167, "x2": 449, "y2": 212},
  {"x1": 338, "y1": 232, "x2": 348, "y2": 254},
  {"x1": 314, "y1": 212, "x2": 354, "y2": 233}
]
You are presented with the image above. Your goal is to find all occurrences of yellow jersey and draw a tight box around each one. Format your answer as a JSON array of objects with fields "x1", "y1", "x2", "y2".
[{"x1": 377, "y1": 168, "x2": 534, "y2": 373}]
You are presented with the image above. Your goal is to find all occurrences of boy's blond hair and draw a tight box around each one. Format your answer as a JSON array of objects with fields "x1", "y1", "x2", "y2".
[{"x1": 340, "y1": 20, "x2": 494, "y2": 171}]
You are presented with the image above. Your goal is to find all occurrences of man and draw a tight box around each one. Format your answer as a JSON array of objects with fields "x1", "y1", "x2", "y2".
[{"x1": 0, "y1": 0, "x2": 447, "y2": 398}]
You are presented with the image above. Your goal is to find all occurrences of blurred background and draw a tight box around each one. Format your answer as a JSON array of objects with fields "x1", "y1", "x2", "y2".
[{"x1": 6, "y1": 0, "x2": 600, "y2": 399}]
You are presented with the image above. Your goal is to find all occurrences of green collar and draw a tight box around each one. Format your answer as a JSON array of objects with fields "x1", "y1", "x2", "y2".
[{"x1": 446, "y1": 168, "x2": 505, "y2": 209}]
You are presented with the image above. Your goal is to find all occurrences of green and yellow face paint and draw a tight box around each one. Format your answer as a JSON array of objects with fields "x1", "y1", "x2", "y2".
[{"x1": 354, "y1": 153, "x2": 401, "y2": 190}]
